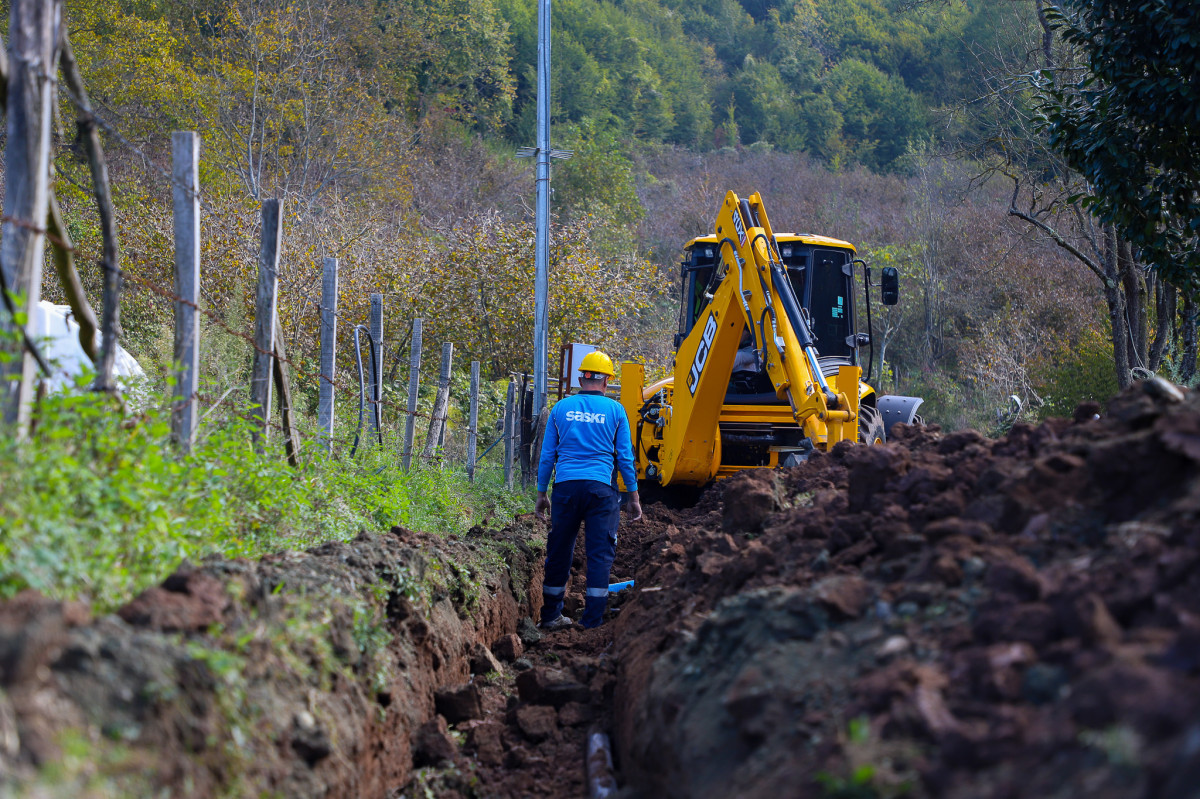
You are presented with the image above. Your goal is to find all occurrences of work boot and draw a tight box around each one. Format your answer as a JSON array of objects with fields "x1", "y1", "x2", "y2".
[{"x1": 538, "y1": 614, "x2": 574, "y2": 631}]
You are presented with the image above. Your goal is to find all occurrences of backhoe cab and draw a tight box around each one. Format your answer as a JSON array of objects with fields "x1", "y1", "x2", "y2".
[{"x1": 619, "y1": 191, "x2": 923, "y2": 488}]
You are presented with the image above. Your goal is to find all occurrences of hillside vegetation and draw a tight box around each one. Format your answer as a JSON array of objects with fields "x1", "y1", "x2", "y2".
[{"x1": 41, "y1": 0, "x2": 1138, "y2": 434}]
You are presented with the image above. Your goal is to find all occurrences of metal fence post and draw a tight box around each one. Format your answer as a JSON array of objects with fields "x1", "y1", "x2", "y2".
[
  {"x1": 402, "y1": 318, "x2": 423, "y2": 470},
  {"x1": 170, "y1": 131, "x2": 201, "y2": 451},
  {"x1": 317, "y1": 257, "x2": 338, "y2": 454},
  {"x1": 467, "y1": 361, "x2": 480, "y2": 481},
  {"x1": 249, "y1": 199, "x2": 281, "y2": 446}
]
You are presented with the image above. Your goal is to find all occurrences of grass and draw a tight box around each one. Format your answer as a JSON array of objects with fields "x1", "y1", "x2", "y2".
[{"x1": 0, "y1": 380, "x2": 531, "y2": 611}]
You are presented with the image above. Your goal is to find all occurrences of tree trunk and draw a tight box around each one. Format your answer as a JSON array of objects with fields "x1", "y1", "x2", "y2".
[
  {"x1": 1104, "y1": 225, "x2": 1132, "y2": 389},
  {"x1": 61, "y1": 31, "x2": 121, "y2": 394},
  {"x1": 1148, "y1": 278, "x2": 1174, "y2": 373},
  {"x1": 1119, "y1": 239, "x2": 1147, "y2": 370},
  {"x1": 1, "y1": 0, "x2": 62, "y2": 429},
  {"x1": 1182, "y1": 292, "x2": 1198, "y2": 385}
]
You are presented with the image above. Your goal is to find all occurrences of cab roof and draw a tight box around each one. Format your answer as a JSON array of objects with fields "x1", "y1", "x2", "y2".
[{"x1": 684, "y1": 233, "x2": 857, "y2": 253}]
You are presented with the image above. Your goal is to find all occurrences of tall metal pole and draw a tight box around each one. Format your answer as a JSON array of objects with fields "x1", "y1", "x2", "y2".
[{"x1": 533, "y1": 0, "x2": 551, "y2": 418}]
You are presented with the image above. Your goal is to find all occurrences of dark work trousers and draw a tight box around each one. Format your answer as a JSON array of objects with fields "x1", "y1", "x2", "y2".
[{"x1": 541, "y1": 480, "x2": 619, "y2": 628}]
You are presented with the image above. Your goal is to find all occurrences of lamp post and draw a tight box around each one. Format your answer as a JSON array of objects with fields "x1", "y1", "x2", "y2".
[{"x1": 518, "y1": 0, "x2": 570, "y2": 418}]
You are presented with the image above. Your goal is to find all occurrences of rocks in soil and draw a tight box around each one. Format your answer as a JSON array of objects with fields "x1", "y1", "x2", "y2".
[
  {"x1": 0, "y1": 593, "x2": 89, "y2": 685},
  {"x1": 517, "y1": 616, "x2": 544, "y2": 646},
  {"x1": 412, "y1": 715, "x2": 457, "y2": 767},
  {"x1": 117, "y1": 570, "x2": 230, "y2": 632},
  {"x1": 493, "y1": 633, "x2": 524, "y2": 661},
  {"x1": 0, "y1": 499, "x2": 552, "y2": 799},
  {"x1": 721, "y1": 469, "x2": 782, "y2": 533},
  {"x1": 558, "y1": 702, "x2": 595, "y2": 727},
  {"x1": 469, "y1": 642, "x2": 504, "y2": 676},
  {"x1": 515, "y1": 705, "x2": 558, "y2": 742},
  {"x1": 434, "y1": 682, "x2": 484, "y2": 724},
  {"x1": 464, "y1": 721, "x2": 506, "y2": 767},
  {"x1": 613, "y1": 382, "x2": 1200, "y2": 799},
  {"x1": 812, "y1": 574, "x2": 871, "y2": 619},
  {"x1": 291, "y1": 710, "x2": 332, "y2": 765},
  {"x1": 516, "y1": 667, "x2": 591, "y2": 708}
]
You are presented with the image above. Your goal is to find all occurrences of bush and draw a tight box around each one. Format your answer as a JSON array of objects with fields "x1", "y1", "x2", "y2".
[
  {"x1": 0, "y1": 386, "x2": 529, "y2": 611},
  {"x1": 1032, "y1": 328, "x2": 1119, "y2": 419}
]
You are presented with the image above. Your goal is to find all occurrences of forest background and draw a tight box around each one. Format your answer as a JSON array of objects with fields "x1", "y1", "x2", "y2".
[{"x1": 24, "y1": 0, "x2": 1180, "y2": 438}]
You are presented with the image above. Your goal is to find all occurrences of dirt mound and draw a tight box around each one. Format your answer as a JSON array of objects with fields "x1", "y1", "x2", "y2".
[
  {"x1": 399, "y1": 507, "x2": 662, "y2": 798},
  {"x1": 0, "y1": 522, "x2": 546, "y2": 797},
  {"x1": 613, "y1": 381, "x2": 1200, "y2": 798},
  {"x1": 6, "y1": 380, "x2": 1200, "y2": 798}
]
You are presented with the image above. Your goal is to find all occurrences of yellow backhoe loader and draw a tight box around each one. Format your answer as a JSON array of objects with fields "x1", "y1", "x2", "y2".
[{"x1": 619, "y1": 190, "x2": 923, "y2": 488}]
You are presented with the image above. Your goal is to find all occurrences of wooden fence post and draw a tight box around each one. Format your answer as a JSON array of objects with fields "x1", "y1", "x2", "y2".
[
  {"x1": 317, "y1": 257, "x2": 337, "y2": 454},
  {"x1": 467, "y1": 361, "x2": 480, "y2": 482},
  {"x1": 503, "y1": 379, "x2": 516, "y2": 489},
  {"x1": 402, "y1": 318, "x2": 423, "y2": 470},
  {"x1": 1, "y1": 0, "x2": 61, "y2": 430},
  {"x1": 531, "y1": 405, "x2": 550, "y2": 480},
  {"x1": 273, "y1": 317, "x2": 300, "y2": 467},
  {"x1": 171, "y1": 131, "x2": 201, "y2": 451},
  {"x1": 60, "y1": 28, "x2": 119, "y2": 396},
  {"x1": 422, "y1": 342, "x2": 454, "y2": 460},
  {"x1": 249, "y1": 199, "x2": 281, "y2": 446},
  {"x1": 369, "y1": 292, "x2": 384, "y2": 436},
  {"x1": 519, "y1": 378, "x2": 533, "y2": 487}
]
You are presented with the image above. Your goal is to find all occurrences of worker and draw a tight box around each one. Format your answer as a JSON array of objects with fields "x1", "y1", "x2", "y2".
[
  {"x1": 732, "y1": 327, "x2": 760, "y2": 373},
  {"x1": 534, "y1": 350, "x2": 642, "y2": 630}
]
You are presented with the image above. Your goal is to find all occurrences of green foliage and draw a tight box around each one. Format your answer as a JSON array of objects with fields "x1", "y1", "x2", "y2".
[
  {"x1": 57, "y1": 0, "x2": 1015, "y2": 173},
  {"x1": 816, "y1": 765, "x2": 879, "y2": 799},
  {"x1": 494, "y1": 0, "x2": 972, "y2": 168},
  {"x1": 554, "y1": 119, "x2": 646, "y2": 224},
  {"x1": 0, "y1": 389, "x2": 530, "y2": 611},
  {"x1": 816, "y1": 715, "x2": 917, "y2": 799},
  {"x1": 823, "y1": 58, "x2": 928, "y2": 171},
  {"x1": 1037, "y1": 0, "x2": 1200, "y2": 286},
  {"x1": 1032, "y1": 326, "x2": 1120, "y2": 419}
]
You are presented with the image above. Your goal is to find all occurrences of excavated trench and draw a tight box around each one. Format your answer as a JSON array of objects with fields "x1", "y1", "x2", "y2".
[{"x1": 4, "y1": 380, "x2": 1200, "y2": 798}]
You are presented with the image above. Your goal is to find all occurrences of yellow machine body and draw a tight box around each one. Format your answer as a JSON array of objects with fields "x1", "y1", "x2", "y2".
[{"x1": 621, "y1": 191, "x2": 872, "y2": 488}]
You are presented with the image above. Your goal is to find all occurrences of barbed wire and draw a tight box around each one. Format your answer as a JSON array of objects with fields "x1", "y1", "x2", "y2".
[
  {"x1": 52, "y1": 94, "x2": 493, "y2": 379},
  {"x1": 25, "y1": 78, "x2": 539, "y2": 471}
]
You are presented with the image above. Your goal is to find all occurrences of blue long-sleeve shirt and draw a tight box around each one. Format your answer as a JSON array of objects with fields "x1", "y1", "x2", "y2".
[{"x1": 537, "y1": 391, "x2": 638, "y2": 493}]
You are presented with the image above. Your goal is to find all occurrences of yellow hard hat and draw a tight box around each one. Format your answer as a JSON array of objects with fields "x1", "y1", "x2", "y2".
[{"x1": 579, "y1": 350, "x2": 615, "y2": 378}]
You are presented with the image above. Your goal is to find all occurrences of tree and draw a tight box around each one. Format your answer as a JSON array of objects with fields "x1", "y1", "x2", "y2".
[
  {"x1": 951, "y1": 0, "x2": 1190, "y2": 390},
  {"x1": 1037, "y1": 0, "x2": 1200, "y2": 286},
  {"x1": 553, "y1": 119, "x2": 645, "y2": 225},
  {"x1": 414, "y1": 215, "x2": 666, "y2": 379},
  {"x1": 821, "y1": 58, "x2": 927, "y2": 171}
]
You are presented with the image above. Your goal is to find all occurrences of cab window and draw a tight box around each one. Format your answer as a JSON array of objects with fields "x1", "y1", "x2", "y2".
[{"x1": 809, "y1": 248, "x2": 853, "y2": 359}]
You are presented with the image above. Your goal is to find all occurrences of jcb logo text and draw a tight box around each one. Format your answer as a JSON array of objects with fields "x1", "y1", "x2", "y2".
[{"x1": 687, "y1": 314, "x2": 719, "y2": 394}]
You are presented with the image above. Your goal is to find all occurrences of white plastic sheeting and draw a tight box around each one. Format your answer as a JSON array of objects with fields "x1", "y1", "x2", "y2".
[{"x1": 29, "y1": 301, "x2": 145, "y2": 392}]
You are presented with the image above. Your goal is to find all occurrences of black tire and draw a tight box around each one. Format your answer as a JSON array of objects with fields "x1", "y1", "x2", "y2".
[
  {"x1": 859, "y1": 404, "x2": 886, "y2": 446},
  {"x1": 637, "y1": 480, "x2": 704, "y2": 510}
]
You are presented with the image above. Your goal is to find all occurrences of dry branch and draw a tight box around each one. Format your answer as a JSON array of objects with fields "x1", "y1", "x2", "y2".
[{"x1": 59, "y1": 28, "x2": 121, "y2": 392}]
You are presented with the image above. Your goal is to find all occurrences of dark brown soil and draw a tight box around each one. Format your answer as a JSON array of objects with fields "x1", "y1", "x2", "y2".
[
  {"x1": 611, "y1": 382, "x2": 1200, "y2": 799},
  {"x1": 5, "y1": 380, "x2": 1200, "y2": 799},
  {"x1": 400, "y1": 513, "x2": 661, "y2": 799},
  {"x1": 0, "y1": 522, "x2": 546, "y2": 797}
]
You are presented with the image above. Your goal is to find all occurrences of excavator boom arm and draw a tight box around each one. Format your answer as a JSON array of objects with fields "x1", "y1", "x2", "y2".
[{"x1": 656, "y1": 191, "x2": 860, "y2": 486}]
